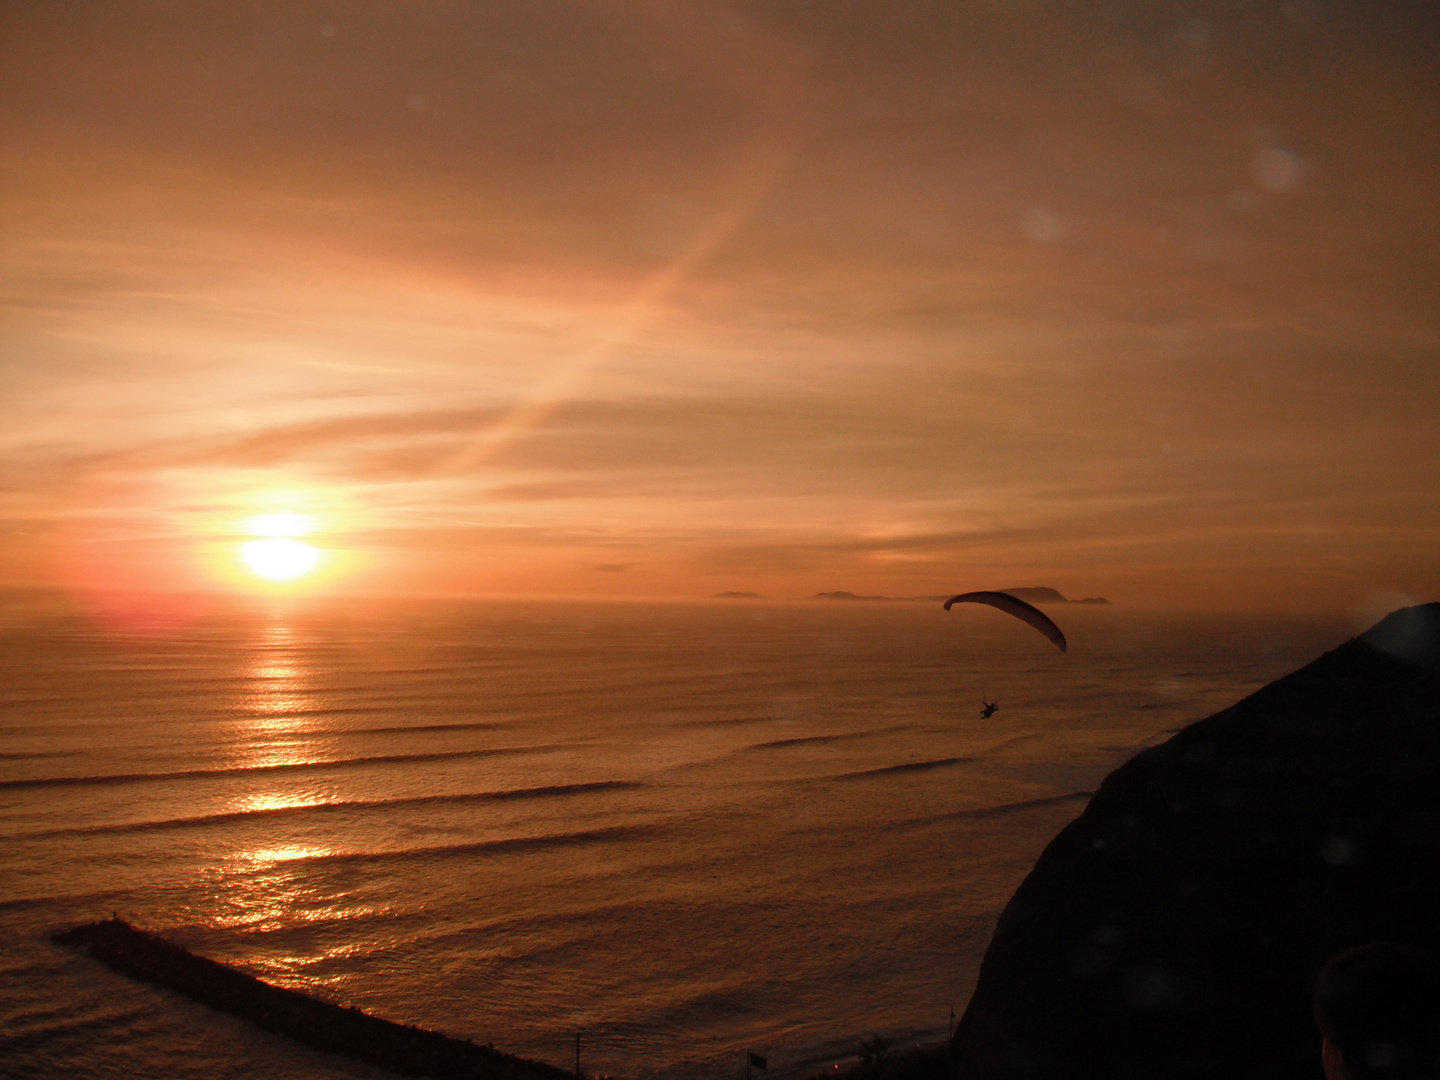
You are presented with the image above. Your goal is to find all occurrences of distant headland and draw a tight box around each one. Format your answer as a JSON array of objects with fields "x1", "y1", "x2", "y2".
[
  {"x1": 813, "y1": 587, "x2": 1109, "y2": 604},
  {"x1": 995, "y1": 587, "x2": 1110, "y2": 605},
  {"x1": 712, "y1": 591, "x2": 763, "y2": 599}
]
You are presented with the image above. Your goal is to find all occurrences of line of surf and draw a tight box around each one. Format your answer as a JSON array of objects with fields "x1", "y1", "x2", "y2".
[
  {"x1": 354, "y1": 719, "x2": 517, "y2": 735},
  {"x1": 680, "y1": 715, "x2": 784, "y2": 728},
  {"x1": 831, "y1": 755, "x2": 976, "y2": 779},
  {"x1": 744, "y1": 724, "x2": 923, "y2": 751},
  {"x1": 0, "y1": 712, "x2": 514, "y2": 737},
  {"x1": 0, "y1": 744, "x2": 564, "y2": 791},
  {"x1": 1, "y1": 1005, "x2": 156, "y2": 1053},
  {"x1": 262, "y1": 822, "x2": 662, "y2": 869},
  {"x1": 893, "y1": 790, "x2": 1095, "y2": 829},
  {"x1": 0, "y1": 887, "x2": 131, "y2": 915},
  {"x1": 748, "y1": 732, "x2": 870, "y2": 750},
  {"x1": 16, "y1": 780, "x2": 644, "y2": 839}
]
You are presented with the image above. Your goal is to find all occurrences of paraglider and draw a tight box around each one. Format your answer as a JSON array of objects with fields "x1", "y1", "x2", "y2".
[
  {"x1": 980, "y1": 698, "x2": 1000, "y2": 719},
  {"x1": 944, "y1": 590, "x2": 1067, "y2": 652}
]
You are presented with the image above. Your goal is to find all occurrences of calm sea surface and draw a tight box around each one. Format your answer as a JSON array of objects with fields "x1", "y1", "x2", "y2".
[{"x1": 0, "y1": 597, "x2": 1354, "y2": 1080}]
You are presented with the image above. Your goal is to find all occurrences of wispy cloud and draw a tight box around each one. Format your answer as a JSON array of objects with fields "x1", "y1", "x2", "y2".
[{"x1": 1, "y1": 2, "x2": 1436, "y2": 606}]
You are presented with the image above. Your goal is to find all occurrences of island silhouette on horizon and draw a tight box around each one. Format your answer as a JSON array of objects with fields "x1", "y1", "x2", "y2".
[{"x1": 812, "y1": 587, "x2": 1110, "y2": 604}]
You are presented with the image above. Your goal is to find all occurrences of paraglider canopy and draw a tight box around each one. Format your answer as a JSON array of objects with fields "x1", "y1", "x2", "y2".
[{"x1": 944, "y1": 591, "x2": 1067, "y2": 652}]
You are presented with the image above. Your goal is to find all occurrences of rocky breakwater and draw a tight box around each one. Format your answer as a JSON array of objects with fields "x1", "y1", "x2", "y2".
[
  {"x1": 54, "y1": 917, "x2": 575, "y2": 1080},
  {"x1": 950, "y1": 603, "x2": 1440, "y2": 1080}
]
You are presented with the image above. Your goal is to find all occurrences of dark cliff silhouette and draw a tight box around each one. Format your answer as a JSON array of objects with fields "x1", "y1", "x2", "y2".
[
  {"x1": 53, "y1": 918, "x2": 575, "y2": 1080},
  {"x1": 950, "y1": 603, "x2": 1440, "y2": 1080}
]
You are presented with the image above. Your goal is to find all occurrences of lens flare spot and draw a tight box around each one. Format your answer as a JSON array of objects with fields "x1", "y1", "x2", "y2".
[{"x1": 243, "y1": 538, "x2": 320, "y2": 580}]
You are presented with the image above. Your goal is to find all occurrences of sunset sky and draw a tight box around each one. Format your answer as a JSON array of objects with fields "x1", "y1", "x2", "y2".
[{"x1": 2, "y1": 1, "x2": 1436, "y2": 610}]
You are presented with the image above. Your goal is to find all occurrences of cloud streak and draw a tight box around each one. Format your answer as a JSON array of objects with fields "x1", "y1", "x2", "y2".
[{"x1": 1, "y1": 1, "x2": 1437, "y2": 608}]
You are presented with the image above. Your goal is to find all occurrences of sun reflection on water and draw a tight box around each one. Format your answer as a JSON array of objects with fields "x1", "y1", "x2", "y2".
[
  {"x1": 207, "y1": 622, "x2": 361, "y2": 935},
  {"x1": 247, "y1": 625, "x2": 308, "y2": 716},
  {"x1": 227, "y1": 622, "x2": 334, "y2": 770},
  {"x1": 204, "y1": 847, "x2": 358, "y2": 933},
  {"x1": 231, "y1": 843, "x2": 333, "y2": 868},
  {"x1": 230, "y1": 792, "x2": 329, "y2": 814}
]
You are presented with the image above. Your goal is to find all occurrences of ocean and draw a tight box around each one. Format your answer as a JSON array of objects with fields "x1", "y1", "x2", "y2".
[{"x1": 0, "y1": 597, "x2": 1353, "y2": 1080}]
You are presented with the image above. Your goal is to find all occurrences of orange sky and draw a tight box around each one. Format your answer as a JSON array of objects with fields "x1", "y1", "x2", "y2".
[{"x1": 1, "y1": 1, "x2": 1437, "y2": 611}]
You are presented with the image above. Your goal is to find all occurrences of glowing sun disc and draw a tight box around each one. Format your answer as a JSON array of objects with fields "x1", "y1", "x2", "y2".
[{"x1": 243, "y1": 538, "x2": 320, "y2": 581}]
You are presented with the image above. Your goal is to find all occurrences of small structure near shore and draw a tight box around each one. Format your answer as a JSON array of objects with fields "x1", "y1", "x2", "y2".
[{"x1": 54, "y1": 918, "x2": 574, "y2": 1080}]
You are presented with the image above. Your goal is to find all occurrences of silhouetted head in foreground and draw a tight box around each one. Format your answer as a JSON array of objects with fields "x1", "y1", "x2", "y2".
[{"x1": 1314, "y1": 944, "x2": 1440, "y2": 1080}]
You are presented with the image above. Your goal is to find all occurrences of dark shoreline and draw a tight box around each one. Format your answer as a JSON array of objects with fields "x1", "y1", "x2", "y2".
[{"x1": 53, "y1": 918, "x2": 575, "y2": 1080}]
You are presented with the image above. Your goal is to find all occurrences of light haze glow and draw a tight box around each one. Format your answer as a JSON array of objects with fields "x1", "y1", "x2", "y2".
[{"x1": 1, "y1": 3, "x2": 1436, "y2": 610}]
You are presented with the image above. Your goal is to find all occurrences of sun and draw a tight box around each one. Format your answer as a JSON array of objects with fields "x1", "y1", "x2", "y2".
[
  {"x1": 241, "y1": 514, "x2": 322, "y2": 582},
  {"x1": 243, "y1": 538, "x2": 320, "y2": 580}
]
